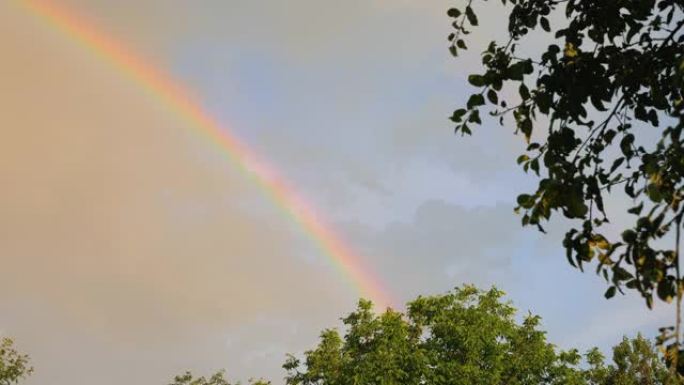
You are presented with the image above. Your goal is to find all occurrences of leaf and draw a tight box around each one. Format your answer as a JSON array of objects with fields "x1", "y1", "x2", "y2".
[
  {"x1": 450, "y1": 109, "x2": 467, "y2": 123},
  {"x1": 507, "y1": 62, "x2": 526, "y2": 80},
  {"x1": 449, "y1": 45, "x2": 458, "y2": 57},
  {"x1": 467, "y1": 94, "x2": 485, "y2": 109},
  {"x1": 566, "y1": 195, "x2": 588, "y2": 218},
  {"x1": 519, "y1": 83, "x2": 530, "y2": 100},
  {"x1": 590, "y1": 95, "x2": 607, "y2": 111},
  {"x1": 657, "y1": 279, "x2": 674, "y2": 303},
  {"x1": 620, "y1": 134, "x2": 634, "y2": 156},
  {"x1": 519, "y1": 118, "x2": 533, "y2": 142},
  {"x1": 516, "y1": 194, "x2": 535, "y2": 209},
  {"x1": 468, "y1": 74, "x2": 485, "y2": 87},
  {"x1": 613, "y1": 266, "x2": 633, "y2": 281},
  {"x1": 621, "y1": 229, "x2": 637, "y2": 243},
  {"x1": 610, "y1": 157, "x2": 624, "y2": 173},
  {"x1": 447, "y1": 8, "x2": 461, "y2": 18},
  {"x1": 647, "y1": 109, "x2": 659, "y2": 126},
  {"x1": 646, "y1": 184, "x2": 663, "y2": 202},
  {"x1": 540, "y1": 17, "x2": 550, "y2": 32},
  {"x1": 487, "y1": 89, "x2": 498, "y2": 104},
  {"x1": 530, "y1": 158, "x2": 540, "y2": 175},
  {"x1": 591, "y1": 235, "x2": 610, "y2": 250},
  {"x1": 627, "y1": 202, "x2": 643, "y2": 215},
  {"x1": 605, "y1": 286, "x2": 616, "y2": 299},
  {"x1": 468, "y1": 110, "x2": 482, "y2": 124},
  {"x1": 563, "y1": 42, "x2": 578, "y2": 58},
  {"x1": 465, "y1": 6, "x2": 478, "y2": 26}
]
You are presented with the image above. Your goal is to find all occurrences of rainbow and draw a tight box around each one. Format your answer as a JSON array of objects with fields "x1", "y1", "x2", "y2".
[{"x1": 18, "y1": 0, "x2": 393, "y2": 309}]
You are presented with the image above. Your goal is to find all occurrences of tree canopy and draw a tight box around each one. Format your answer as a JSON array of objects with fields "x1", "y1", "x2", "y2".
[
  {"x1": 151, "y1": 287, "x2": 681, "y2": 385},
  {"x1": 0, "y1": 338, "x2": 31, "y2": 385},
  {"x1": 284, "y1": 286, "x2": 607, "y2": 385},
  {"x1": 584, "y1": 335, "x2": 675, "y2": 385},
  {"x1": 169, "y1": 370, "x2": 270, "y2": 385}
]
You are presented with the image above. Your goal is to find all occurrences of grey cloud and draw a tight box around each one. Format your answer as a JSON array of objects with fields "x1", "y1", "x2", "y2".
[{"x1": 340, "y1": 200, "x2": 546, "y2": 302}]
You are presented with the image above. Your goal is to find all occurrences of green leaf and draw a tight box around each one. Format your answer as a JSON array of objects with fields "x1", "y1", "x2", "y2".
[
  {"x1": 647, "y1": 109, "x2": 659, "y2": 126},
  {"x1": 468, "y1": 74, "x2": 485, "y2": 87},
  {"x1": 613, "y1": 266, "x2": 633, "y2": 281},
  {"x1": 449, "y1": 45, "x2": 458, "y2": 57},
  {"x1": 465, "y1": 6, "x2": 478, "y2": 26},
  {"x1": 519, "y1": 83, "x2": 530, "y2": 100},
  {"x1": 540, "y1": 17, "x2": 550, "y2": 32},
  {"x1": 530, "y1": 158, "x2": 540, "y2": 175},
  {"x1": 657, "y1": 279, "x2": 674, "y2": 303},
  {"x1": 627, "y1": 202, "x2": 643, "y2": 215},
  {"x1": 467, "y1": 94, "x2": 485, "y2": 109},
  {"x1": 566, "y1": 195, "x2": 588, "y2": 218},
  {"x1": 516, "y1": 194, "x2": 535, "y2": 209},
  {"x1": 468, "y1": 110, "x2": 482, "y2": 124},
  {"x1": 487, "y1": 89, "x2": 498, "y2": 104},
  {"x1": 620, "y1": 134, "x2": 634, "y2": 156},
  {"x1": 450, "y1": 108, "x2": 467, "y2": 123},
  {"x1": 604, "y1": 286, "x2": 616, "y2": 299},
  {"x1": 447, "y1": 8, "x2": 461, "y2": 18},
  {"x1": 635, "y1": 105, "x2": 647, "y2": 122},
  {"x1": 590, "y1": 95, "x2": 607, "y2": 111},
  {"x1": 609, "y1": 157, "x2": 624, "y2": 173},
  {"x1": 621, "y1": 229, "x2": 637, "y2": 243},
  {"x1": 519, "y1": 118, "x2": 533, "y2": 142},
  {"x1": 507, "y1": 62, "x2": 527, "y2": 81},
  {"x1": 646, "y1": 184, "x2": 663, "y2": 202}
]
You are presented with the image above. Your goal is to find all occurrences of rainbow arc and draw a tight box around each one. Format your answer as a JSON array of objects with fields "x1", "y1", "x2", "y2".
[{"x1": 20, "y1": 0, "x2": 393, "y2": 309}]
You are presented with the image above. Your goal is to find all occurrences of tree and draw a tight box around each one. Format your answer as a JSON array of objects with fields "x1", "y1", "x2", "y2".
[
  {"x1": 447, "y1": 0, "x2": 684, "y2": 364},
  {"x1": 585, "y1": 334, "x2": 675, "y2": 385},
  {"x1": 170, "y1": 371, "x2": 232, "y2": 385},
  {"x1": 172, "y1": 288, "x2": 680, "y2": 385},
  {"x1": 169, "y1": 371, "x2": 270, "y2": 385},
  {"x1": 0, "y1": 338, "x2": 32, "y2": 385},
  {"x1": 283, "y1": 285, "x2": 589, "y2": 385}
]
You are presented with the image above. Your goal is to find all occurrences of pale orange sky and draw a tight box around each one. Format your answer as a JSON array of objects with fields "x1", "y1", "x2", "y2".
[{"x1": 1, "y1": 2, "x2": 355, "y2": 383}]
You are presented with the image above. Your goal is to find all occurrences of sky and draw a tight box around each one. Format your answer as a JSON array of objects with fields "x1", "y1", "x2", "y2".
[{"x1": 0, "y1": 1, "x2": 674, "y2": 384}]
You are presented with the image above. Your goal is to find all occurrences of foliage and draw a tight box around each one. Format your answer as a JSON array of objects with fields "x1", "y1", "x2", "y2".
[
  {"x1": 447, "y1": 0, "x2": 684, "y2": 353},
  {"x1": 171, "y1": 288, "x2": 681, "y2": 385},
  {"x1": 283, "y1": 285, "x2": 589, "y2": 385},
  {"x1": 585, "y1": 335, "x2": 676, "y2": 385},
  {"x1": 169, "y1": 371, "x2": 270, "y2": 385},
  {"x1": 0, "y1": 338, "x2": 32, "y2": 385}
]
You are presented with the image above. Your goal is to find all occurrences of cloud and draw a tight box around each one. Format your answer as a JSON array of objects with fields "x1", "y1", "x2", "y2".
[{"x1": 339, "y1": 200, "x2": 541, "y2": 302}]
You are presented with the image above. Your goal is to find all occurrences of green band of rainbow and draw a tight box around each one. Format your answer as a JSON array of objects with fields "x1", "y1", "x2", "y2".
[{"x1": 19, "y1": 0, "x2": 393, "y2": 309}]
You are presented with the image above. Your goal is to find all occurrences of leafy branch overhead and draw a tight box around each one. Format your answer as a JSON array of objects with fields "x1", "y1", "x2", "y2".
[{"x1": 449, "y1": 0, "x2": 684, "y2": 315}]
